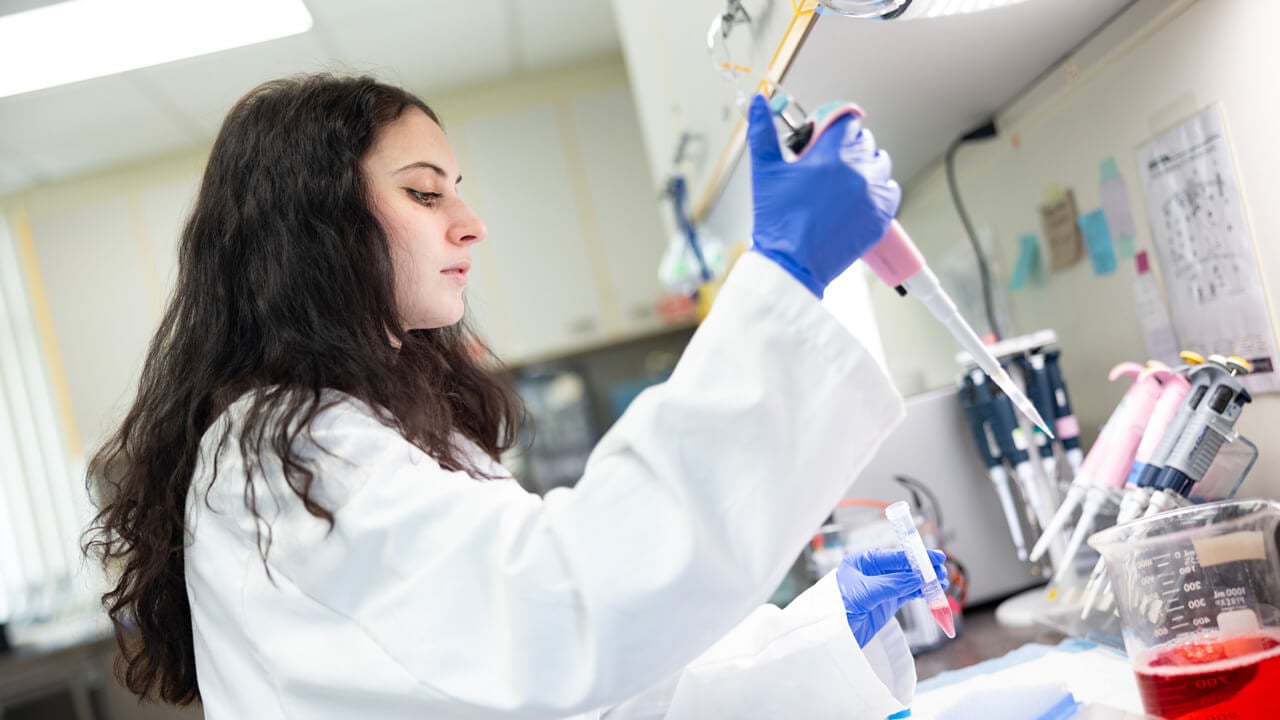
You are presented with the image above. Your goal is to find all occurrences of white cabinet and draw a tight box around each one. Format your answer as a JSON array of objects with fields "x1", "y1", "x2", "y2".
[
  {"x1": 456, "y1": 103, "x2": 610, "y2": 361},
  {"x1": 566, "y1": 87, "x2": 667, "y2": 336},
  {"x1": 26, "y1": 198, "x2": 159, "y2": 450},
  {"x1": 452, "y1": 78, "x2": 676, "y2": 365},
  {"x1": 134, "y1": 177, "x2": 199, "y2": 299}
]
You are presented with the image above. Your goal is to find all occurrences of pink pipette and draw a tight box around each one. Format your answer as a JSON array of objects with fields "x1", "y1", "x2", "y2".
[
  {"x1": 1030, "y1": 362, "x2": 1168, "y2": 564},
  {"x1": 786, "y1": 101, "x2": 1053, "y2": 439}
]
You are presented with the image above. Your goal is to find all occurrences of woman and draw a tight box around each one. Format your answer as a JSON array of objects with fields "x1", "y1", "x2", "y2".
[{"x1": 86, "y1": 74, "x2": 941, "y2": 718}]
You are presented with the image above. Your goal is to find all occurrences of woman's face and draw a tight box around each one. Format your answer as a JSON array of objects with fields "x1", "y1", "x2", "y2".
[{"x1": 362, "y1": 108, "x2": 486, "y2": 330}]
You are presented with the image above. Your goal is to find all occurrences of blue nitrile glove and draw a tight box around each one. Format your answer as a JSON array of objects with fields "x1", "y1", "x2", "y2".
[
  {"x1": 746, "y1": 93, "x2": 901, "y2": 297},
  {"x1": 838, "y1": 547, "x2": 949, "y2": 647}
]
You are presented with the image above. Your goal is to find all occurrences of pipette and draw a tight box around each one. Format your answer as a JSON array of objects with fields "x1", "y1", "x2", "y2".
[
  {"x1": 770, "y1": 94, "x2": 1053, "y2": 438},
  {"x1": 1130, "y1": 352, "x2": 1209, "y2": 492},
  {"x1": 987, "y1": 373, "x2": 1057, "y2": 544},
  {"x1": 958, "y1": 373, "x2": 1028, "y2": 560},
  {"x1": 1014, "y1": 353, "x2": 1061, "y2": 494},
  {"x1": 1050, "y1": 364, "x2": 1169, "y2": 582},
  {"x1": 1143, "y1": 356, "x2": 1252, "y2": 518},
  {"x1": 885, "y1": 501, "x2": 955, "y2": 639},
  {"x1": 1043, "y1": 350, "x2": 1085, "y2": 478},
  {"x1": 1082, "y1": 357, "x2": 1252, "y2": 616},
  {"x1": 1028, "y1": 361, "x2": 1154, "y2": 563},
  {"x1": 1080, "y1": 366, "x2": 1198, "y2": 614}
]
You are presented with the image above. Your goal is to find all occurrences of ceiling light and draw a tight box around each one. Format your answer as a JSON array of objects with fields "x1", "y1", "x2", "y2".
[
  {"x1": 818, "y1": 0, "x2": 1032, "y2": 20},
  {"x1": 0, "y1": 0, "x2": 313, "y2": 99}
]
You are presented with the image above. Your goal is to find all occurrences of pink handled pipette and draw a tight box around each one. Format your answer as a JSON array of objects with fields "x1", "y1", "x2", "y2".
[
  {"x1": 782, "y1": 99, "x2": 1053, "y2": 438},
  {"x1": 1029, "y1": 362, "x2": 1166, "y2": 563},
  {"x1": 1050, "y1": 363, "x2": 1170, "y2": 581},
  {"x1": 1079, "y1": 372, "x2": 1192, "y2": 614}
]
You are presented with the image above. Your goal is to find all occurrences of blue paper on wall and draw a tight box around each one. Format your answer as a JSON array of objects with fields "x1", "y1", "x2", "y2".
[
  {"x1": 1009, "y1": 234, "x2": 1041, "y2": 291},
  {"x1": 1079, "y1": 209, "x2": 1116, "y2": 276}
]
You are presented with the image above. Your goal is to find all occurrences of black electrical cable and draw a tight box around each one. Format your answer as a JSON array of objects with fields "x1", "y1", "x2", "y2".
[
  {"x1": 945, "y1": 120, "x2": 1000, "y2": 340},
  {"x1": 894, "y1": 474, "x2": 943, "y2": 530}
]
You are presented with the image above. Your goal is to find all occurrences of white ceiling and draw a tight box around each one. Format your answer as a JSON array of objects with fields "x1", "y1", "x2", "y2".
[
  {"x1": 785, "y1": 0, "x2": 1136, "y2": 185},
  {"x1": 0, "y1": 0, "x2": 621, "y2": 195}
]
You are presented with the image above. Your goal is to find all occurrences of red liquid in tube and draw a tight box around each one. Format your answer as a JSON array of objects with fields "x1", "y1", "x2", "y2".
[
  {"x1": 929, "y1": 603, "x2": 955, "y2": 639},
  {"x1": 1133, "y1": 631, "x2": 1280, "y2": 719}
]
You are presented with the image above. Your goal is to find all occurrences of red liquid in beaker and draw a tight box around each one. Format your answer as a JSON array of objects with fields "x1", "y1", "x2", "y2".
[{"x1": 1134, "y1": 631, "x2": 1280, "y2": 719}]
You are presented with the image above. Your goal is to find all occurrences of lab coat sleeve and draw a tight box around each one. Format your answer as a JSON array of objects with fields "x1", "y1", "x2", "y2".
[
  {"x1": 596, "y1": 572, "x2": 915, "y2": 720},
  {"x1": 261, "y1": 252, "x2": 905, "y2": 717}
]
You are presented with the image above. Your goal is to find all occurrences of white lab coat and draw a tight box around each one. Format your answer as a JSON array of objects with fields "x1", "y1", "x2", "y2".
[{"x1": 185, "y1": 253, "x2": 914, "y2": 719}]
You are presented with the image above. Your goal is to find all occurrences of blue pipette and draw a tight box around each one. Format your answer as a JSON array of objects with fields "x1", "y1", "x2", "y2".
[
  {"x1": 1044, "y1": 350, "x2": 1084, "y2": 478},
  {"x1": 1015, "y1": 353, "x2": 1061, "y2": 494},
  {"x1": 959, "y1": 373, "x2": 1027, "y2": 560}
]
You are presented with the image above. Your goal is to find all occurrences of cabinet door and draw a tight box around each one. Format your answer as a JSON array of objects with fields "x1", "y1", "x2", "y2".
[
  {"x1": 135, "y1": 176, "x2": 199, "y2": 300},
  {"x1": 456, "y1": 104, "x2": 607, "y2": 363},
  {"x1": 567, "y1": 87, "x2": 668, "y2": 336},
  {"x1": 27, "y1": 198, "x2": 158, "y2": 449}
]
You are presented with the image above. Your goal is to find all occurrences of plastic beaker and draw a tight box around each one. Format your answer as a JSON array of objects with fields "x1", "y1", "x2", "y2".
[{"x1": 1088, "y1": 499, "x2": 1280, "y2": 719}]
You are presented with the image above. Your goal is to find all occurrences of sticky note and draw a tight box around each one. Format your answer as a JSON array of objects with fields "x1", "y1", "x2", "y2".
[
  {"x1": 1010, "y1": 234, "x2": 1041, "y2": 291},
  {"x1": 1115, "y1": 235, "x2": 1136, "y2": 260},
  {"x1": 1040, "y1": 188, "x2": 1083, "y2": 270},
  {"x1": 1078, "y1": 209, "x2": 1116, "y2": 276},
  {"x1": 1100, "y1": 157, "x2": 1137, "y2": 259},
  {"x1": 1100, "y1": 156, "x2": 1120, "y2": 183}
]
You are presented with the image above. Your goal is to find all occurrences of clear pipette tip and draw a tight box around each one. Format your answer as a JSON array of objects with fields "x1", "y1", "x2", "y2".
[
  {"x1": 910, "y1": 268, "x2": 1055, "y2": 439},
  {"x1": 992, "y1": 365, "x2": 1055, "y2": 439}
]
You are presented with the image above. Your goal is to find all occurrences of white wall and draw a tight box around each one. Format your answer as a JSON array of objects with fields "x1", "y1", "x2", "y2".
[{"x1": 871, "y1": 0, "x2": 1280, "y2": 499}]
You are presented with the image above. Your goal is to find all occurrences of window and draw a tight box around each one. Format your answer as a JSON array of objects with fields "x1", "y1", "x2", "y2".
[{"x1": 0, "y1": 214, "x2": 98, "y2": 629}]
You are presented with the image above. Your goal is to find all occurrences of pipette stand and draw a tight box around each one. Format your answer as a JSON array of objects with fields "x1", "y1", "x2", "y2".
[
  {"x1": 1029, "y1": 428, "x2": 1257, "y2": 649},
  {"x1": 995, "y1": 488, "x2": 1119, "y2": 630}
]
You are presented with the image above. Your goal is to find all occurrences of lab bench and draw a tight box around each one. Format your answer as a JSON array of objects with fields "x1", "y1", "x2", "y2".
[{"x1": 914, "y1": 598, "x2": 1067, "y2": 682}]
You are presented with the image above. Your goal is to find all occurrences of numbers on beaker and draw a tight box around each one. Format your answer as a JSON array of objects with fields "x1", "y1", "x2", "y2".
[
  {"x1": 1184, "y1": 581, "x2": 1203, "y2": 592},
  {"x1": 1187, "y1": 598, "x2": 1208, "y2": 610},
  {"x1": 1193, "y1": 616, "x2": 1212, "y2": 626}
]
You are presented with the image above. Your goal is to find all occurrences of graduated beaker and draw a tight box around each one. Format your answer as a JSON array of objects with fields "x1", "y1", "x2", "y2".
[{"x1": 1088, "y1": 499, "x2": 1280, "y2": 719}]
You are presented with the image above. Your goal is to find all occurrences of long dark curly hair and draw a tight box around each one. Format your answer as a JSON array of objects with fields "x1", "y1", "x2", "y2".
[{"x1": 83, "y1": 74, "x2": 523, "y2": 706}]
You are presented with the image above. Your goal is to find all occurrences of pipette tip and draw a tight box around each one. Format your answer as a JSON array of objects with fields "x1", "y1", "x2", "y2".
[{"x1": 1020, "y1": 398, "x2": 1055, "y2": 439}]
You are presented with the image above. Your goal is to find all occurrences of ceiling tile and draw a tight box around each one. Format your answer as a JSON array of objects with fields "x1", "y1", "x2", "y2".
[
  {"x1": 516, "y1": 0, "x2": 620, "y2": 70},
  {"x1": 0, "y1": 75, "x2": 196, "y2": 182},
  {"x1": 133, "y1": 31, "x2": 337, "y2": 137},
  {"x1": 305, "y1": 0, "x2": 515, "y2": 95}
]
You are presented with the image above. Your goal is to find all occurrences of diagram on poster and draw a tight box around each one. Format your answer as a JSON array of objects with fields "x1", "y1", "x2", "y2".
[{"x1": 1136, "y1": 103, "x2": 1279, "y2": 393}]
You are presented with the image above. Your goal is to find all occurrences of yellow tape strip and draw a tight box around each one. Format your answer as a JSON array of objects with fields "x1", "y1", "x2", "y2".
[
  {"x1": 692, "y1": 0, "x2": 820, "y2": 221},
  {"x1": 11, "y1": 210, "x2": 83, "y2": 459}
]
